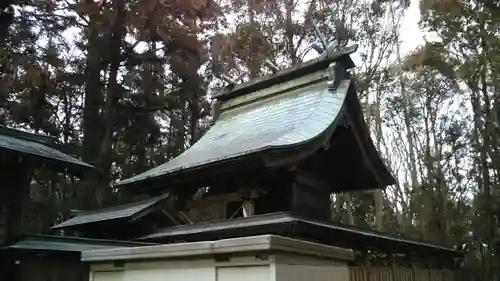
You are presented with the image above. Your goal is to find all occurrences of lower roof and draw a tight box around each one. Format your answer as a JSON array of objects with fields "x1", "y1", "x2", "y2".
[
  {"x1": 139, "y1": 212, "x2": 459, "y2": 257},
  {"x1": 52, "y1": 193, "x2": 169, "y2": 229},
  {"x1": 4, "y1": 235, "x2": 154, "y2": 253},
  {"x1": 82, "y1": 234, "x2": 354, "y2": 263}
]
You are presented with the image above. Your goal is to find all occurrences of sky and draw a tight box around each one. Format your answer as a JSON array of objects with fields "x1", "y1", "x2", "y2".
[
  {"x1": 297, "y1": 0, "x2": 425, "y2": 65},
  {"x1": 400, "y1": 0, "x2": 425, "y2": 55}
]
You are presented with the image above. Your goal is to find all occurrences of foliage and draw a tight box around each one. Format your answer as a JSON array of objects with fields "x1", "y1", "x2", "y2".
[{"x1": 1, "y1": 0, "x2": 499, "y2": 279}]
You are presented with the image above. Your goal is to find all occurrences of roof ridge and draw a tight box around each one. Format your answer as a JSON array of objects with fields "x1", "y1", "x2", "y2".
[
  {"x1": 0, "y1": 126, "x2": 58, "y2": 146},
  {"x1": 211, "y1": 45, "x2": 358, "y2": 101},
  {"x1": 21, "y1": 234, "x2": 155, "y2": 245}
]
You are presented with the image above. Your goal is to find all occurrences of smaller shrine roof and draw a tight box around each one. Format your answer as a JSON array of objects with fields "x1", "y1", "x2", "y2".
[
  {"x1": 52, "y1": 193, "x2": 169, "y2": 229},
  {"x1": 4, "y1": 235, "x2": 153, "y2": 253}
]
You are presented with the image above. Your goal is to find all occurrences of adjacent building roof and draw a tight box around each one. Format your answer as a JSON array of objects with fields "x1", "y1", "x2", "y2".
[
  {"x1": 52, "y1": 193, "x2": 169, "y2": 229},
  {"x1": 0, "y1": 126, "x2": 93, "y2": 175},
  {"x1": 139, "y1": 212, "x2": 459, "y2": 257},
  {"x1": 5, "y1": 234, "x2": 154, "y2": 253}
]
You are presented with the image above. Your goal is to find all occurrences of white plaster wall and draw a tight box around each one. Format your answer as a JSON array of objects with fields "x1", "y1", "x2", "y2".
[
  {"x1": 89, "y1": 254, "x2": 348, "y2": 281},
  {"x1": 89, "y1": 258, "x2": 269, "y2": 281},
  {"x1": 92, "y1": 271, "x2": 124, "y2": 281},
  {"x1": 217, "y1": 265, "x2": 271, "y2": 281},
  {"x1": 274, "y1": 263, "x2": 349, "y2": 281},
  {"x1": 91, "y1": 267, "x2": 218, "y2": 281},
  {"x1": 124, "y1": 269, "x2": 166, "y2": 281}
]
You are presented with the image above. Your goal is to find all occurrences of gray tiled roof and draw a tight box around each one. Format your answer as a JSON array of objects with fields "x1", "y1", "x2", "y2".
[
  {"x1": 117, "y1": 74, "x2": 350, "y2": 187},
  {"x1": 0, "y1": 127, "x2": 93, "y2": 171},
  {"x1": 6, "y1": 235, "x2": 153, "y2": 253},
  {"x1": 52, "y1": 193, "x2": 169, "y2": 229}
]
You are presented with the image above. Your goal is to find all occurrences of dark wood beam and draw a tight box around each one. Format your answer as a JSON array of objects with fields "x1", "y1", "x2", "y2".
[
  {"x1": 294, "y1": 173, "x2": 331, "y2": 193},
  {"x1": 184, "y1": 192, "x2": 260, "y2": 210},
  {"x1": 344, "y1": 111, "x2": 385, "y2": 189}
]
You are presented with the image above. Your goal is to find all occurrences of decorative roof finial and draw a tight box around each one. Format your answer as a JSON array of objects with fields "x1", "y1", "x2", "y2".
[
  {"x1": 311, "y1": 18, "x2": 329, "y2": 54},
  {"x1": 309, "y1": 12, "x2": 343, "y2": 56}
]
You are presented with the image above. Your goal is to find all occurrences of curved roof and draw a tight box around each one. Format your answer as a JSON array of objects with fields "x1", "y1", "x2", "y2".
[
  {"x1": 117, "y1": 46, "x2": 395, "y2": 190},
  {"x1": 117, "y1": 75, "x2": 350, "y2": 187}
]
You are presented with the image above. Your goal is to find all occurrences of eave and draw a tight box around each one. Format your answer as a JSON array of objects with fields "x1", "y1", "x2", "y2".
[{"x1": 0, "y1": 126, "x2": 93, "y2": 177}]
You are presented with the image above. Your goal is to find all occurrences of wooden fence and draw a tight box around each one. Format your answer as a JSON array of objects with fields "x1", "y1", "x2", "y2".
[{"x1": 349, "y1": 266, "x2": 455, "y2": 281}]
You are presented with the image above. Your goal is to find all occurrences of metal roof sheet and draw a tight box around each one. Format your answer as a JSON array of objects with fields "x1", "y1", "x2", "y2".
[
  {"x1": 0, "y1": 129, "x2": 93, "y2": 171},
  {"x1": 139, "y1": 212, "x2": 459, "y2": 256},
  {"x1": 52, "y1": 193, "x2": 169, "y2": 229},
  {"x1": 6, "y1": 235, "x2": 153, "y2": 253},
  {"x1": 118, "y1": 74, "x2": 350, "y2": 187}
]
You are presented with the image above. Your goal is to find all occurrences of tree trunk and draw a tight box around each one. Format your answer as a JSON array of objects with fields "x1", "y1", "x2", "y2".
[
  {"x1": 98, "y1": 0, "x2": 126, "y2": 206},
  {"x1": 81, "y1": 2, "x2": 104, "y2": 208}
]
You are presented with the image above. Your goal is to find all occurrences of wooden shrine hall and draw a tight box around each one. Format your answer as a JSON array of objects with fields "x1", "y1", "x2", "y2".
[
  {"x1": 0, "y1": 127, "x2": 164, "y2": 281},
  {"x1": 0, "y1": 126, "x2": 94, "y2": 245},
  {"x1": 57, "y1": 45, "x2": 462, "y2": 281}
]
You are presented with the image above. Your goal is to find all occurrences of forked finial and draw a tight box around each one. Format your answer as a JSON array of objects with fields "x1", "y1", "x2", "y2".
[
  {"x1": 311, "y1": 18, "x2": 328, "y2": 54},
  {"x1": 309, "y1": 11, "x2": 344, "y2": 56}
]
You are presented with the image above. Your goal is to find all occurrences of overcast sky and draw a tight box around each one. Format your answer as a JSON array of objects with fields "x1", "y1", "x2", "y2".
[{"x1": 400, "y1": 0, "x2": 424, "y2": 55}]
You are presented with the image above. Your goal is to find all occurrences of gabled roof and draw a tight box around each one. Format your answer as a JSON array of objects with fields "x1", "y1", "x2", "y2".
[
  {"x1": 52, "y1": 193, "x2": 169, "y2": 229},
  {"x1": 5, "y1": 234, "x2": 154, "y2": 253},
  {"x1": 0, "y1": 126, "x2": 93, "y2": 175},
  {"x1": 117, "y1": 47, "x2": 368, "y2": 188}
]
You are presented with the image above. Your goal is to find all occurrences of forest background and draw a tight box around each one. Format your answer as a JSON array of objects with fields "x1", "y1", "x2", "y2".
[{"x1": 0, "y1": 0, "x2": 499, "y2": 280}]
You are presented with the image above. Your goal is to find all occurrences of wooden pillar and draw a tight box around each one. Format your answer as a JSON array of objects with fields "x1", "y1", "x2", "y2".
[
  {"x1": 428, "y1": 259, "x2": 433, "y2": 281},
  {"x1": 361, "y1": 250, "x2": 371, "y2": 281},
  {"x1": 440, "y1": 260, "x2": 446, "y2": 281},
  {"x1": 410, "y1": 257, "x2": 417, "y2": 281},
  {"x1": 390, "y1": 253, "x2": 397, "y2": 281}
]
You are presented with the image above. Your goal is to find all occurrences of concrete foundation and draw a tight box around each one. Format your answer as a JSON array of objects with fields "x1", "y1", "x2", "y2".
[{"x1": 83, "y1": 235, "x2": 354, "y2": 281}]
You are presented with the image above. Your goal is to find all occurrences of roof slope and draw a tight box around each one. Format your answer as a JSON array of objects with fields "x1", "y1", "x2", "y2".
[
  {"x1": 52, "y1": 193, "x2": 169, "y2": 229},
  {"x1": 117, "y1": 45, "x2": 394, "y2": 190},
  {"x1": 118, "y1": 75, "x2": 350, "y2": 187},
  {"x1": 0, "y1": 126, "x2": 93, "y2": 174},
  {"x1": 5, "y1": 235, "x2": 154, "y2": 253},
  {"x1": 139, "y1": 212, "x2": 458, "y2": 257}
]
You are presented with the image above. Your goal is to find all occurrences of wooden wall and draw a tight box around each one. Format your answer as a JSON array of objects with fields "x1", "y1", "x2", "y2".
[
  {"x1": 0, "y1": 251, "x2": 88, "y2": 281},
  {"x1": 14, "y1": 256, "x2": 88, "y2": 281},
  {"x1": 0, "y1": 160, "x2": 31, "y2": 245},
  {"x1": 0, "y1": 216, "x2": 6, "y2": 245},
  {"x1": 349, "y1": 266, "x2": 456, "y2": 281}
]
